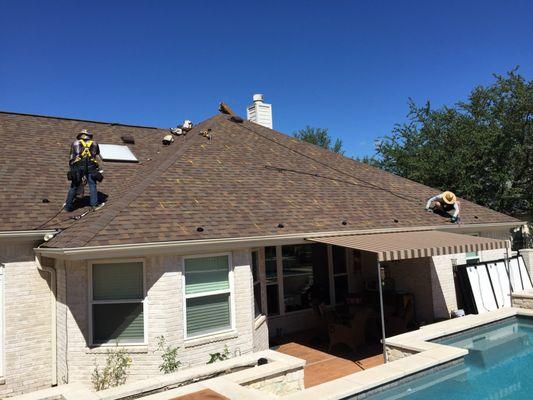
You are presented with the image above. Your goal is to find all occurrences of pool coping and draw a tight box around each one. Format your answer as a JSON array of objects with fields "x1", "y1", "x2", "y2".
[{"x1": 283, "y1": 307, "x2": 533, "y2": 400}]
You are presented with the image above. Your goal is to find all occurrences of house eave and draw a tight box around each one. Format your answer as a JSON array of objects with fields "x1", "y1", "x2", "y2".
[
  {"x1": 0, "y1": 230, "x2": 58, "y2": 241},
  {"x1": 34, "y1": 221, "x2": 523, "y2": 260}
]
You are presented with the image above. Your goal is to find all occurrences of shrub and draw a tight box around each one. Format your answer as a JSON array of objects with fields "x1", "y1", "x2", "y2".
[
  {"x1": 156, "y1": 335, "x2": 181, "y2": 374},
  {"x1": 91, "y1": 347, "x2": 132, "y2": 391},
  {"x1": 207, "y1": 345, "x2": 230, "y2": 364}
]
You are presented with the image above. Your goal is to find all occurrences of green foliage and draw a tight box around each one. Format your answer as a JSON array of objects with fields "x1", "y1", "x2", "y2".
[
  {"x1": 375, "y1": 69, "x2": 532, "y2": 215},
  {"x1": 207, "y1": 345, "x2": 230, "y2": 364},
  {"x1": 355, "y1": 155, "x2": 380, "y2": 167},
  {"x1": 156, "y1": 336, "x2": 181, "y2": 374},
  {"x1": 91, "y1": 348, "x2": 132, "y2": 391},
  {"x1": 294, "y1": 126, "x2": 344, "y2": 154}
]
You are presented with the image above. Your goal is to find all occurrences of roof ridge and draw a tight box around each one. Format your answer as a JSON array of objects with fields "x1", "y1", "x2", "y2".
[
  {"x1": 0, "y1": 109, "x2": 166, "y2": 130},
  {"x1": 46, "y1": 114, "x2": 225, "y2": 248}
]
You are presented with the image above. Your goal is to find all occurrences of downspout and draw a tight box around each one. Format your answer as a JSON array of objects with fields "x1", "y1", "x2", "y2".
[{"x1": 37, "y1": 257, "x2": 57, "y2": 386}]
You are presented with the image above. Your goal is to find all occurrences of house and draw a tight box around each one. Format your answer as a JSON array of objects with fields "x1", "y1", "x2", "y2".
[{"x1": 0, "y1": 107, "x2": 526, "y2": 397}]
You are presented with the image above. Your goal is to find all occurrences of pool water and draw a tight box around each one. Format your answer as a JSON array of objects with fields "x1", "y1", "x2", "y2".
[{"x1": 362, "y1": 317, "x2": 533, "y2": 400}]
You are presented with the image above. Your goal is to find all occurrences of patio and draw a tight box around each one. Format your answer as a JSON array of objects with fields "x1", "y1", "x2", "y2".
[{"x1": 271, "y1": 328, "x2": 384, "y2": 387}]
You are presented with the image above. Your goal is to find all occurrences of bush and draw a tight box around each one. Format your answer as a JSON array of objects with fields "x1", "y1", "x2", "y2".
[
  {"x1": 207, "y1": 345, "x2": 230, "y2": 364},
  {"x1": 156, "y1": 335, "x2": 181, "y2": 374},
  {"x1": 91, "y1": 348, "x2": 132, "y2": 391}
]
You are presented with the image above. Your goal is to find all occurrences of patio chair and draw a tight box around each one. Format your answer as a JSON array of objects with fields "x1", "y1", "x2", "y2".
[{"x1": 328, "y1": 307, "x2": 370, "y2": 352}]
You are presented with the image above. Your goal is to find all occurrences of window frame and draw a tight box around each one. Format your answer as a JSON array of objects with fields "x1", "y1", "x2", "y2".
[
  {"x1": 251, "y1": 249, "x2": 265, "y2": 319},
  {"x1": 264, "y1": 246, "x2": 281, "y2": 316},
  {"x1": 330, "y1": 246, "x2": 349, "y2": 305},
  {"x1": 88, "y1": 258, "x2": 147, "y2": 347},
  {"x1": 182, "y1": 252, "x2": 235, "y2": 340},
  {"x1": 281, "y1": 244, "x2": 316, "y2": 313}
]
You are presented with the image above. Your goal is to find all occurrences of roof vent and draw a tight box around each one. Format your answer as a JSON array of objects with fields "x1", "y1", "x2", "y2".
[
  {"x1": 121, "y1": 134, "x2": 135, "y2": 144},
  {"x1": 247, "y1": 94, "x2": 273, "y2": 129}
]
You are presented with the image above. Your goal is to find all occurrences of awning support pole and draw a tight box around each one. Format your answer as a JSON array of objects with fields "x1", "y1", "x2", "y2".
[
  {"x1": 504, "y1": 244, "x2": 512, "y2": 307},
  {"x1": 377, "y1": 260, "x2": 388, "y2": 363}
]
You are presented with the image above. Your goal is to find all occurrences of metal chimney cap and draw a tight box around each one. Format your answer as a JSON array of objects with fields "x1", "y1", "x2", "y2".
[{"x1": 253, "y1": 94, "x2": 264, "y2": 103}]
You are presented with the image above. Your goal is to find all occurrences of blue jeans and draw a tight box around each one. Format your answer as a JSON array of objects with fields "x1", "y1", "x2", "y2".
[{"x1": 65, "y1": 173, "x2": 98, "y2": 210}]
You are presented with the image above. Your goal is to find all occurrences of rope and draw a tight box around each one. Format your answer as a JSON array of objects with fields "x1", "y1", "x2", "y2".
[
  {"x1": 34, "y1": 205, "x2": 65, "y2": 230},
  {"x1": 264, "y1": 165, "x2": 380, "y2": 191},
  {"x1": 233, "y1": 120, "x2": 423, "y2": 204}
]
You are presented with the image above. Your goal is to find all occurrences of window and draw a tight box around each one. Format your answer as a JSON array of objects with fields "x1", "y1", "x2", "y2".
[
  {"x1": 265, "y1": 246, "x2": 279, "y2": 315},
  {"x1": 332, "y1": 246, "x2": 349, "y2": 304},
  {"x1": 91, "y1": 261, "x2": 145, "y2": 345},
  {"x1": 282, "y1": 244, "x2": 330, "y2": 313},
  {"x1": 184, "y1": 255, "x2": 232, "y2": 337},
  {"x1": 252, "y1": 250, "x2": 263, "y2": 318}
]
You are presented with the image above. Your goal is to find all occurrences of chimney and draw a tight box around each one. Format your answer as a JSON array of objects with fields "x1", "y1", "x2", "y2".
[{"x1": 246, "y1": 94, "x2": 273, "y2": 129}]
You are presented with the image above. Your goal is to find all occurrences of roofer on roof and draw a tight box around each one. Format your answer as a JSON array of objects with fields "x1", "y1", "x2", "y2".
[
  {"x1": 64, "y1": 129, "x2": 105, "y2": 212},
  {"x1": 425, "y1": 191, "x2": 461, "y2": 224}
]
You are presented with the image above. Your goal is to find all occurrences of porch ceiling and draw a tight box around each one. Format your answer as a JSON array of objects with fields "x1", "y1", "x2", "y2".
[{"x1": 307, "y1": 230, "x2": 508, "y2": 262}]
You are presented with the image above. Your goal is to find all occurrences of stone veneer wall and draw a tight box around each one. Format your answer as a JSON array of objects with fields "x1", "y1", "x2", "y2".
[
  {"x1": 511, "y1": 290, "x2": 533, "y2": 309},
  {"x1": 57, "y1": 248, "x2": 267, "y2": 387},
  {"x1": 385, "y1": 345, "x2": 418, "y2": 362},
  {"x1": 0, "y1": 240, "x2": 53, "y2": 397},
  {"x1": 245, "y1": 368, "x2": 304, "y2": 396}
]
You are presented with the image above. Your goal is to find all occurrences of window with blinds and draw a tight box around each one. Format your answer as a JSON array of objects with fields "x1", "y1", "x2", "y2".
[
  {"x1": 184, "y1": 255, "x2": 232, "y2": 337},
  {"x1": 91, "y1": 261, "x2": 145, "y2": 345}
]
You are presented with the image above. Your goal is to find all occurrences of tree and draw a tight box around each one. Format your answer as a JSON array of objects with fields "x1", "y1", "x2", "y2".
[
  {"x1": 294, "y1": 126, "x2": 344, "y2": 154},
  {"x1": 375, "y1": 69, "x2": 532, "y2": 216}
]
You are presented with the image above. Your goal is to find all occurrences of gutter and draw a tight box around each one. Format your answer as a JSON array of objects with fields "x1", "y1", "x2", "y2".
[
  {"x1": 0, "y1": 230, "x2": 57, "y2": 240},
  {"x1": 34, "y1": 221, "x2": 523, "y2": 260}
]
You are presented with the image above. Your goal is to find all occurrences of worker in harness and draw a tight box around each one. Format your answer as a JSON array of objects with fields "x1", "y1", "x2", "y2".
[
  {"x1": 425, "y1": 191, "x2": 461, "y2": 223},
  {"x1": 65, "y1": 129, "x2": 105, "y2": 212}
]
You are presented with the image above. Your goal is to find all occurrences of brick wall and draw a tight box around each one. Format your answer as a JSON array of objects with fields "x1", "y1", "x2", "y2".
[
  {"x1": 0, "y1": 241, "x2": 53, "y2": 397},
  {"x1": 387, "y1": 258, "x2": 433, "y2": 323},
  {"x1": 430, "y1": 248, "x2": 508, "y2": 319},
  {"x1": 60, "y1": 248, "x2": 266, "y2": 388}
]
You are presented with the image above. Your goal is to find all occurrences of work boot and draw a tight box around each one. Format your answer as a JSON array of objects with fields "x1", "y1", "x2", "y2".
[{"x1": 91, "y1": 203, "x2": 105, "y2": 212}]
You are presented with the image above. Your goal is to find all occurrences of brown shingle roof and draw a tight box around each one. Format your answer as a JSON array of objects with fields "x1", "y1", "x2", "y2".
[
  {"x1": 0, "y1": 111, "x2": 182, "y2": 232},
  {"x1": 0, "y1": 110, "x2": 519, "y2": 249}
]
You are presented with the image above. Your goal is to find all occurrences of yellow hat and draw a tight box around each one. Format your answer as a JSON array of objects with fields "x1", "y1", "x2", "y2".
[{"x1": 442, "y1": 191, "x2": 456, "y2": 204}]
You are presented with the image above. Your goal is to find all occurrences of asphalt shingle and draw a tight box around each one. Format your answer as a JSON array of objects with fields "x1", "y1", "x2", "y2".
[{"x1": 0, "y1": 111, "x2": 519, "y2": 249}]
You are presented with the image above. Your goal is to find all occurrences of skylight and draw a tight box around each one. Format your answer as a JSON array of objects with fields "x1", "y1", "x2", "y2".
[{"x1": 99, "y1": 144, "x2": 138, "y2": 163}]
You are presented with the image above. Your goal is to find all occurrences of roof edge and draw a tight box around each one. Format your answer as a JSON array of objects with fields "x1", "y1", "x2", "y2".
[
  {"x1": 1, "y1": 230, "x2": 57, "y2": 240},
  {"x1": 35, "y1": 221, "x2": 523, "y2": 260},
  {"x1": 0, "y1": 110, "x2": 163, "y2": 130}
]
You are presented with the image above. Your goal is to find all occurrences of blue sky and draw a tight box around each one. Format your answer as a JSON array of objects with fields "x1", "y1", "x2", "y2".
[{"x1": 1, "y1": 1, "x2": 531, "y2": 157}]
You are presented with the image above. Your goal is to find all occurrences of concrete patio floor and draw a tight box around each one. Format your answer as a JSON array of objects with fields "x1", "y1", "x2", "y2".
[{"x1": 275, "y1": 342, "x2": 384, "y2": 387}]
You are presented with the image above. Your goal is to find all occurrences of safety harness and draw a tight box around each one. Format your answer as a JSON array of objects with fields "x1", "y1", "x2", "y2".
[{"x1": 75, "y1": 139, "x2": 97, "y2": 163}]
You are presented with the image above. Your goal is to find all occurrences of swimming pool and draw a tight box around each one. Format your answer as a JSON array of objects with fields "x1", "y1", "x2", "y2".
[{"x1": 362, "y1": 317, "x2": 533, "y2": 400}]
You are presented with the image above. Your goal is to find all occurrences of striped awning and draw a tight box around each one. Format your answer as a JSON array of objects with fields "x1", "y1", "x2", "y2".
[{"x1": 307, "y1": 230, "x2": 508, "y2": 262}]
